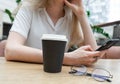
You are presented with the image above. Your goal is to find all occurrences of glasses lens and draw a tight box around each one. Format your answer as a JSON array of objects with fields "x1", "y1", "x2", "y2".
[
  {"x1": 73, "y1": 66, "x2": 87, "y2": 76},
  {"x1": 92, "y1": 69, "x2": 110, "y2": 82}
]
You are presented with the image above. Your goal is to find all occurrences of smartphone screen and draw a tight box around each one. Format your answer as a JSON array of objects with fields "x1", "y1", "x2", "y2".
[{"x1": 96, "y1": 39, "x2": 120, "y2": 51}]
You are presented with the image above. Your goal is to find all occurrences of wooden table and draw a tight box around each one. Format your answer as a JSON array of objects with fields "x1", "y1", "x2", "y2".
[{"x1": 0, "y1": 57, "x2": 120, "y2": 84}]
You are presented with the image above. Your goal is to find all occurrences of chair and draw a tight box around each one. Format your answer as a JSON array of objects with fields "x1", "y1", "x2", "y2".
[
  {"x1": 95, "y1": 20, "x2": 120, "y2": 46},
  {"x1": 0, "y1": 40, "x2": 6, "y2": 57},
  {"x1": 0, "y1": 22, "x2": 11, "y2": 57}
]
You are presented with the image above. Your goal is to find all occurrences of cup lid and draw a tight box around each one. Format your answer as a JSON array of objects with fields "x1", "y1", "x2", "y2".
[{"x1": 41, "y1": 34, "x2": 68, "y2": 42}]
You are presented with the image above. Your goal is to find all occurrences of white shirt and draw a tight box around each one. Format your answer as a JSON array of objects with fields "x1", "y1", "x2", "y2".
[{"x1": 10, "y1": 6, "x2": 72, "y2": 51}]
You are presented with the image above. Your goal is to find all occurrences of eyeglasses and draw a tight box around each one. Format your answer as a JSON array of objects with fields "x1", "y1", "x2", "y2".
[{"x1": 69, "y1": 65, "x2": 113, "y2": 82}]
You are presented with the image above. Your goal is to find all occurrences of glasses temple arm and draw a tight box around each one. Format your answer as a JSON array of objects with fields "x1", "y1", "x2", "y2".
[{"x1": 87, "y1": 73, "x2": 112, "y2": 82}]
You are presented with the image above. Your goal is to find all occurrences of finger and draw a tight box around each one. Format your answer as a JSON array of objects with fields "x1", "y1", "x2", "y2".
[
  {"x1": 100, "y1": 50, "x2": 107, "y2": 58},
  {"x1": 88, "y1": 51, "x2": 101, "y2": 58},
  {"x1": 64, "y1": 0, "x2": 73, "y2": 8},
  {"x1": 85, "y1": 45, "x2": 94, "y2": 51},
  {"x1": 86, "y1": 58, "x2": 98, "y2": 66},
  {"x1": 92, "y1": 57, "x2": 98, "y2": 63},
  {"x1": 64, "y1": 0, "x2": 72, "y2": 7},
  {"x1": 80, "y1": 45, "x2": 94, "y2": 51}
]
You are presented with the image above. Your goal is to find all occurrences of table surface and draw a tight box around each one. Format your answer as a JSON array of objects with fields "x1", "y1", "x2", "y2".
[{"x1": 0, "y1": 57, "x2": 120, "y2": 84}]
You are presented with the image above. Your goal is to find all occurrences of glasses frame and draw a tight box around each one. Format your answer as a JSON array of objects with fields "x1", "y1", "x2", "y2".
[{"x1": 69, "y1": 65, "x2": 113, "y2": 82}]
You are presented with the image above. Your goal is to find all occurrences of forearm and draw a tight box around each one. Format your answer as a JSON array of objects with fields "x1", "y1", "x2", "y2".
[
  {"x1": 5, "y1": 45, "x2": 75, "y2": 65},
  {"x1": 5, "y1": 45, "x2": 43, "y2": 63},
  {"x1": 103, "y1": 46, "x2": 120, "y2": 59},
  {"x1": 5, "y1": 44, "x2": 75, "y2": 65},
  {"x1": 79, "y1": 15, "x2": 97, "y2": 49}
]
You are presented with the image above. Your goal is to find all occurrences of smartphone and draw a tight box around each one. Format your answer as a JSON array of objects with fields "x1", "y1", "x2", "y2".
[{"x1": 96, "y1": 39, "x2": 120, "y2": 51}]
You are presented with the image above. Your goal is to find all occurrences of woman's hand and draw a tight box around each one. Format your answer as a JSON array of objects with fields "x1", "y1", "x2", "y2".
[
  {"x1": 64, "y1": 0, "x2": 85, "y2": 17},
  {"x1": 66, "y1": 45, "x2": 101, "y2": 66}
]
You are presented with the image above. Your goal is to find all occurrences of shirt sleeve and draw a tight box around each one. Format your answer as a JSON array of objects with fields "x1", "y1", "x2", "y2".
[{"x1": 10, "y1": 6, "x2": 33, "y2": 38}]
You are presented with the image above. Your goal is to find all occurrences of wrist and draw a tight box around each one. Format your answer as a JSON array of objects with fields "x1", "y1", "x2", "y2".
[
  {"x1": 78, "y1": 12, "x2": 88, "y2": 20},
  {"x1": 63, "y1": 52, "x2": 74, "y2": 65},
  {"x1": 75, "y1": 9, "x2": 86, "y2": 17}
]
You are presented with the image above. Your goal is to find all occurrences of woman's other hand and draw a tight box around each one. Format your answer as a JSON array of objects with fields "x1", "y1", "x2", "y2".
[{"x1": 64, "y1": 0, "x2": 85, "y2": 17}]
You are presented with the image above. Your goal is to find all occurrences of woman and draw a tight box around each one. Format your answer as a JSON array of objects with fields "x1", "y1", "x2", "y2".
[{"x1": 5, "y1": 0, "x2": 102, "y2": 66}]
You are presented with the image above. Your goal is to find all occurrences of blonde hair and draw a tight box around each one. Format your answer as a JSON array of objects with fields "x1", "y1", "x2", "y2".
[
  {"x1": 26, "y1": 0, "x2": 84, "y2": 48},
  {"x1": 70, "y1": 13, "x2": 84, "y2": 47}
]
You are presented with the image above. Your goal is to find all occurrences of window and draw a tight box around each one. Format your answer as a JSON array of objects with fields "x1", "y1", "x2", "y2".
[{"x1": 109, "y1": 0, "x2": 120, "y2": 21}]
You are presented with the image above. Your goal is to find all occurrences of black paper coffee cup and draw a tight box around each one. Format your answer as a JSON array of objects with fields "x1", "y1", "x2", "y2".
[{"x1": 41, "y1": 34, "x2": 68, "y2": 73}]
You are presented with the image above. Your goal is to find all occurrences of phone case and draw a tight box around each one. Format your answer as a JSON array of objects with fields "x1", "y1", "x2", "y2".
[{"x1": 96, "y1": 39, "x2": 120, "y2": 51}]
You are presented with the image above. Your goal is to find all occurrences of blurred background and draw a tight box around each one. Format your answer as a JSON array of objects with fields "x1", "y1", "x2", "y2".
[{"x1": 0, "y1": 0, "x2": 120, "y2": 44}]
